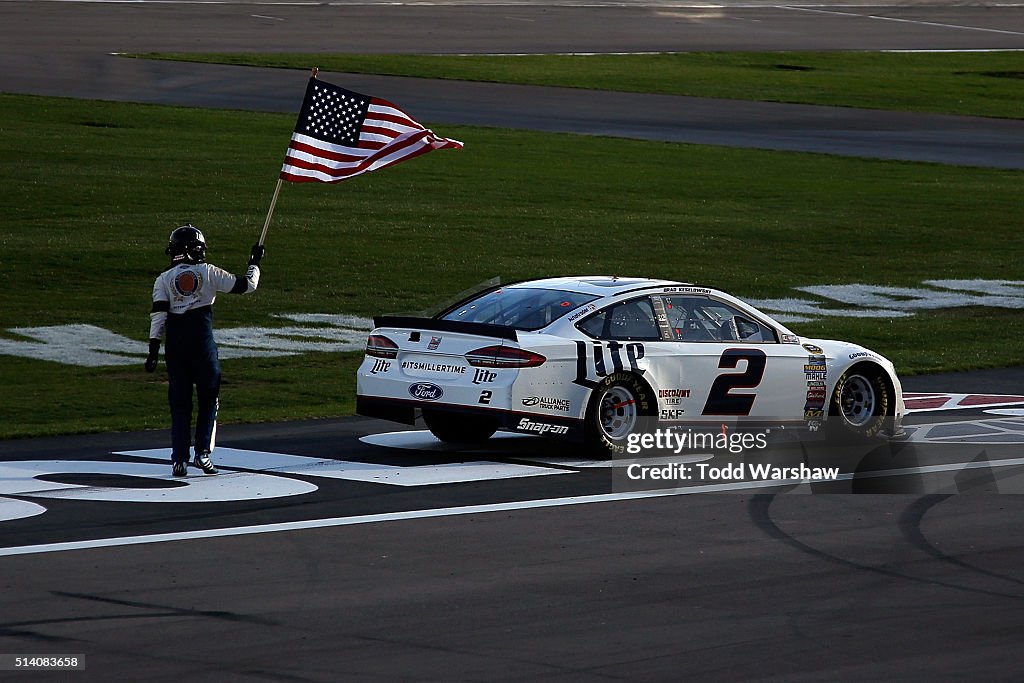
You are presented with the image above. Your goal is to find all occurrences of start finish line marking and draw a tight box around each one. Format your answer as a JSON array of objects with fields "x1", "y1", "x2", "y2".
[{"x1": 4, "y1": 456, "x2": 1024, "y2": 558}]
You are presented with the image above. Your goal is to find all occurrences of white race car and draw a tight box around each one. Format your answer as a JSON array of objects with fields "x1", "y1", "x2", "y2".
[{"x1": 356, "y1": 277, "x2": 904, "y2": 455}]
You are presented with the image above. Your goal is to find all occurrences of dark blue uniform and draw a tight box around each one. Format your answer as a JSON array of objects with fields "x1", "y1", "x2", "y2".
[{"x1": 149, "y1": 260, "x2": 260, "y2": 469}]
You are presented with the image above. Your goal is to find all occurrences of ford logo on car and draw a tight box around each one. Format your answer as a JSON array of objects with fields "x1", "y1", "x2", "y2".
[{"x1": 409, "y1": 382, "x2": 444, "y2": 401}]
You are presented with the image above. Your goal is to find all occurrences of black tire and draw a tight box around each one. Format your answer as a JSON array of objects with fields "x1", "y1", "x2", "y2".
[
  {"x1": 422, "y1": 409, "x2": 498, "y2": 444},
  {"x1": 584, "y1": 371, "x2": 656, "y2": 457},
  {"x1": 827, "y1": 365, "x2": 892, "y2": 439}
]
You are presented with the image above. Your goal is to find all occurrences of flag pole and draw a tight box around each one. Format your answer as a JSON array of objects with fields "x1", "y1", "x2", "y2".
[
  {"x1": 258, "y1": 67, "x2": 319, "y2": 247},
  {"x1": 258, "y1": 178, "x2": 282, "y2": 246}
]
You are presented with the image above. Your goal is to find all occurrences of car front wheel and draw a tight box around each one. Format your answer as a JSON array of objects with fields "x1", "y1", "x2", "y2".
[{"x1": 828, "y1": 366, "x2": 892, "y2": 439}]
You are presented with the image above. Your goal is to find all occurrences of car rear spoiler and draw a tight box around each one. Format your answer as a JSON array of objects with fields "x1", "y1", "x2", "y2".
[{"x1": 372, "y1": 316, "x2": 519, "y2": 341}]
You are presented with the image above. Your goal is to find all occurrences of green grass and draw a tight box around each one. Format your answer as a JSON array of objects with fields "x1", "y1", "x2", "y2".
[
  {"x1": 129, "y1": 51, "x2": 1024, "y2": 119},
  {"x1": 1, "y1": 93, "x2": 1023, "y2": 438}
]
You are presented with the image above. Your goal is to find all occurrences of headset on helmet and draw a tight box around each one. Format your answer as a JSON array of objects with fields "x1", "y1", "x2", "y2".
[{"x1": 165, "y1": 224, "x2": 207, "y2": 263}]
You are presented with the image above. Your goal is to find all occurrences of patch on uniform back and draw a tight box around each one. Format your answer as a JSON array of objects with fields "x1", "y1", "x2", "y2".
[{"x1": 173, "y1": 269, "x2": 203, "y2": 297}]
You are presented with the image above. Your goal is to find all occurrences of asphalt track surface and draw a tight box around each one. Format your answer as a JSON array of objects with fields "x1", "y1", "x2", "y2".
[
  {"x1": 3, "y1": 2, "x2": 1024, "y2": 681},
  {"x1": 3, "y1": 0, "x2": 1024, "y2": 166}
]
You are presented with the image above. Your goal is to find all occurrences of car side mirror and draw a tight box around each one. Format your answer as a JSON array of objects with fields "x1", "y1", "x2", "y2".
[{"x1": 735, "y1": 317, "x2": 759, "y2": 340}]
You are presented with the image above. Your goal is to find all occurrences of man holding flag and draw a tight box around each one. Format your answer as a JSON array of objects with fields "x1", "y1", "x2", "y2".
[
  {"x1": 145, "y1": 225, "x2": 265, "y2": 477},
  {"x1": 146, "y1": 71, "x2": 461, "y2": 477}
]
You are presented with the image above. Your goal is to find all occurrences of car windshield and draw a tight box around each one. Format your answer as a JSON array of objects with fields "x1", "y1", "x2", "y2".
[{"x1": 440, "y1": 287, "x2": 600, "y2": 331}]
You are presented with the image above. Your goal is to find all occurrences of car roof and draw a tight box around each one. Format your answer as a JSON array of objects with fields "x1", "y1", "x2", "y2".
[{"x1": 505, "y1": 276, "x2": 687, "y2": 297}]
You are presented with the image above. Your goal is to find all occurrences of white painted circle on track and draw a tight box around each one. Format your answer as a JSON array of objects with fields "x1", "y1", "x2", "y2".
[
  {"x1": 0, "y1": 461, "x2": 317, "y2": 503},
  {"x1": 360, "y1": 429, "x2": 533, "y2": 452},
  {"x1": 0, "y1": 497, "x2": 48, "y2": 523},
  {"x1": 985, "y1": 409, "x2": 1024, "y2": 417}
]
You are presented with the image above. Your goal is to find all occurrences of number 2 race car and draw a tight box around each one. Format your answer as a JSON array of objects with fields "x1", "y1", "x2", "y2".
[{"x1": 356, "y1": 277, "x2": 905, "y2": 455}]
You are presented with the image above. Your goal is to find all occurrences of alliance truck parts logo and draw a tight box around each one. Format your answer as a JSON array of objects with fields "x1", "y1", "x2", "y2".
[{"x1": 521, "y1": 396, "x2": 572, "y2": 412}]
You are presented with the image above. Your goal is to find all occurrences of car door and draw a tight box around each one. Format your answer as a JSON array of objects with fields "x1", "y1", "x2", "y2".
[{"x1": 652, "y1": 294, "x2": 808, "y2": 422}]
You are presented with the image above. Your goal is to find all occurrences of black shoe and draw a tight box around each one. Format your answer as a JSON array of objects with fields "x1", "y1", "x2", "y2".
[
  {"x1": 172, "y1": 461, "x2": 187, "y2": 477},
  {"x1": 193, "y1": 450, "x2": 218, "y2": 475}
]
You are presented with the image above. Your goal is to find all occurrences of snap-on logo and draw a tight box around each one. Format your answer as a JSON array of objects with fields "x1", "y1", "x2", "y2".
[
  {"x1": 516, "y1": 417, "x2": 569, "y2": 436},
  {"x1": 408, "y1": 382, "x2": 443, "y2": 401}
]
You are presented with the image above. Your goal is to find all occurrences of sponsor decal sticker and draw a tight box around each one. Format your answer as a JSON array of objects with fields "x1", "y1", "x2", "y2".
[
  {"x1": 521, "y1": 396, "x2": 572, "y2": 413},
  {"x1": 573, "y1": 340, "x2": 646, "y2": 389},
  {"x1": 662, "y1": 286, "x2": 712, "y2": 296},
  {"x1": 173, "y1": 269, "x2": 203, "y2": 298},
  {"x1": 401, "y1": 360, "x2": 466, "y2": 374},
  {"x1": 659, "y1": 389, "x2": 691, "y2": 398},
  {"x1": 659, "y1": 388, "x2": 691, "y2": 406},
  {"x1": 804, "y1": 354, "x2": 827, "y2": 381},
  {"x1": 568, "y1": 303, "x2": 597, "y2": 323},
  {"x1": 408, "y1": 382, "x2": 444, "y2": 401},
  {"x1": 516, "y1": 417, "x2": 569, "y2": 436},
  {"x1": 427, "y1": 336, "x2": 442, "y2": 350},
  {"x1": 472, "y1": 369, "x2": 498, "y2": 385},
  {"x1": 370, "y1": 359, "x2": 391, "y2": 375},
  {"x1": 802, "y1": 343, "x2": 824, "y2": 354}
]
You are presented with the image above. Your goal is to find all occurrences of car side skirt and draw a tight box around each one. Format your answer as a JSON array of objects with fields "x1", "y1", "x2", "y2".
[{"x1": 356, "y1": 395, "x2": 585, "y2": 441}]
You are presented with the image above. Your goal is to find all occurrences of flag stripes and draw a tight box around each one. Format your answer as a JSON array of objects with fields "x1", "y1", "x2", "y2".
[{"x1": 280, "y1": 83, "x2": 462, "y2": 184}]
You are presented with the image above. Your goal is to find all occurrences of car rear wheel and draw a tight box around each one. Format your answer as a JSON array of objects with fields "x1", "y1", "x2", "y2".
[
  {"x1": 828, "y1": 366, "x2": 892, "y2": 439},
  {"x1": 585, "y1": 372, "x2": 655, "y2": 457},
  {"x1": 422, "y1": 409, "x2": 498, "y2": 444}
]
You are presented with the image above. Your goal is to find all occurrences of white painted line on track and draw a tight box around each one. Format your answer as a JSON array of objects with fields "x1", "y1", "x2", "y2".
[
  {"x1": 778, "y1": 5, "x2": 1024, "y2": 37},
  {"x1": 0, "y1": 498, "x2": 47, "y2": 522},
  {"x1": 3, "y1": 455, "x2": 1024, "y2": 558},
  {"x1": 117, "y1": 446, "x2": 573, "y2": 485}
]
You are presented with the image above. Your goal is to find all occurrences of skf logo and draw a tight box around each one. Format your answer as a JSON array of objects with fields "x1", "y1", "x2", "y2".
[
  {"x1": 370, "y1": 359, "x2": 391, "y2": 375},
  {"x1": 660, "y1": 409, "x2": 686, "y2": 421}
]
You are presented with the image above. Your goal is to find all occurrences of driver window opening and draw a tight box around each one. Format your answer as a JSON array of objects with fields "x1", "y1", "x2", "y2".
[{"x1": 661, "y1": 296, "x2": 774, "y2": 343}]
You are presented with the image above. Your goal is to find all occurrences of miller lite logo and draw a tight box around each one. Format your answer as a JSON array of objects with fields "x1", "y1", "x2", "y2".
[{"x1": 472, "y1": 369, "x2": 497, "y2": 385}]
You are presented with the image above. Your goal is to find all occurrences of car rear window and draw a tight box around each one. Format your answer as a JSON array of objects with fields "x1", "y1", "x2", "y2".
[{"x1": 440, "y1": 288, "x2": 600, "y2": 331}]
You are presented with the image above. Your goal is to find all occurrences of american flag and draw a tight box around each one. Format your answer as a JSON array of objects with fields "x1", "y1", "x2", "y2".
[{"x1": 279, "y1": 78, "x2": 463, "y2": 183}]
